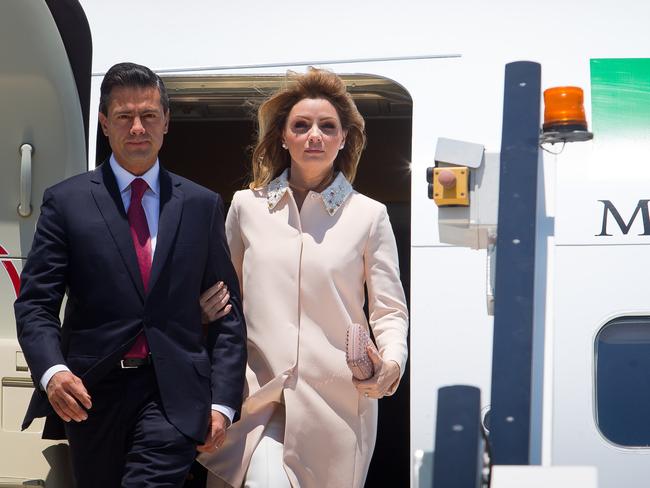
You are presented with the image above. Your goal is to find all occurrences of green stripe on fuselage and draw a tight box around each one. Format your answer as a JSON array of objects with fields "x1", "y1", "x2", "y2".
[{"x1": 591, "y1": 58, "x2": 650, "y2": 139}]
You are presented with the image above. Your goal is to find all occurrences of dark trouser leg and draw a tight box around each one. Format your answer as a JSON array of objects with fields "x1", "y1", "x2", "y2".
[
  {"x1": 64, "y1": 370, "x2": 128, "y2": 488},
  {"x1": 120, "y1": 367, "x2": 197, "y2": 487},
  {"x1": 121, "y1": 390, "x2": 197, "y2": 487},
  {"x1": 66, "y1": 367, "x2": 198, "y2": 488}
]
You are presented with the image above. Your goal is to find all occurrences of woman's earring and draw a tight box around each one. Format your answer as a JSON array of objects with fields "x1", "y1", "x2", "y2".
[
  {"x1": 339, "y1": 144, "x2": 345, "y2": 150},
  {"x1": 282, "y1": 143, "x2": 288, "y2": 149}
]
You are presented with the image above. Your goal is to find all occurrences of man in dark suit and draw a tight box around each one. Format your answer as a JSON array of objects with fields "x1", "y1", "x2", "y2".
[{"x1": 14, "y1": 62, "x2": 246, "y2": 487}]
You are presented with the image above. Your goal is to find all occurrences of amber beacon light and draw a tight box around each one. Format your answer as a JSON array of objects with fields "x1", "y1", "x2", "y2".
[{"x1": 540, "y1": 86, "x2": 593, "y2": 144}]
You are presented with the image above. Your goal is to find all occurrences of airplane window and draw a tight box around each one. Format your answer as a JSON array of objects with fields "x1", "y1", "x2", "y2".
[{"x1": 595, "y1": 316, "x2": 650, "y2": 447}]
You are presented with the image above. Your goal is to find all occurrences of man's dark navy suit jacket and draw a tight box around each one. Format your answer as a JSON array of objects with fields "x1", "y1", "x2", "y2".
[{"x1": 14, "y1": 161, "x2": 247, "y2": 442}]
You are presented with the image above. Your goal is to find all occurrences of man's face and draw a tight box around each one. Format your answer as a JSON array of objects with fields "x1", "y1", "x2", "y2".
[{"x1": 98, "y1": 85, "x2": 169, "y2": 175}]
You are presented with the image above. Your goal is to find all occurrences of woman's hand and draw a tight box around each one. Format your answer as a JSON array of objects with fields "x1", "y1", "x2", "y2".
[
  {"x1": 200, "y1": 281, "x2": 231, "y2": 324},
  {"x1": 352, "y1": 345, "x2": 401, "y2": 399}
]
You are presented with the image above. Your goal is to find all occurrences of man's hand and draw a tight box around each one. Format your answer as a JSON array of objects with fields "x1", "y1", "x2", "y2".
[
  {"x1": 197, "y1": 410, "x2": 228, "y2": 453},
  {"x1": 46, "y1": 371, "x2": 92, "y2": 422},
  {"x1": 200, "y1": 281, "x2": 231, "y2": 324}
]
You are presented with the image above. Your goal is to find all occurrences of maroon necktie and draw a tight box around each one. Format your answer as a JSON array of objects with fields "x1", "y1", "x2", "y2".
[{"x1": 124, "y1": 178, "x2": 151, "y2": 359}]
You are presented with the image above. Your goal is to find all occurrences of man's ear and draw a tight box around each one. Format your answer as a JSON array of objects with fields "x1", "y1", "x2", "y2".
[
  {"x1": 98, "y1": 112, "x2": 109, "y2": 136},
  {"x1": 163, "y1": 110, "x2": 170, "y2": 134}
]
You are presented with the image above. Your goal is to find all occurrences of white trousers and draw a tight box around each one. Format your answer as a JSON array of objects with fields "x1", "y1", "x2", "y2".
[{"x1": 206, "y1": 405, "x2": 290, "y2": 488}]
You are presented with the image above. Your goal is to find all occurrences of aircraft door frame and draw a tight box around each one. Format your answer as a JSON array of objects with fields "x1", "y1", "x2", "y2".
[{"x1": 0, "y1": 0, "x2": 90, "y2": 484}]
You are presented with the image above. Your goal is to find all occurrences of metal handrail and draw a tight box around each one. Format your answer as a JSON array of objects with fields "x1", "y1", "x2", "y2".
[{"x1": 18, "y1": 143, "x2": 33, "y2": 217}]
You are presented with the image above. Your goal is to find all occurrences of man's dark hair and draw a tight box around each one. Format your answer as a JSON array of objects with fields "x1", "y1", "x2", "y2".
[{"x1": 99, "y1": 62, "x2": 169, "y2": 115}]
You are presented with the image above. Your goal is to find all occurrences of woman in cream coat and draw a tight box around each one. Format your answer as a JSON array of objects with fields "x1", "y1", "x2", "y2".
[{"x1": 200, "y1": 68, "x2": 408, "y2": 488}]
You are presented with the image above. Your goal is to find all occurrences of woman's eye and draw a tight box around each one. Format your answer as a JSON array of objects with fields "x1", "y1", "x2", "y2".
[
  {"x1": 292, "y1": 121, "x2": 309, "y2": 132},
  {"x1": 320, "y1": 124, "x2": 339, "y2": 136}
]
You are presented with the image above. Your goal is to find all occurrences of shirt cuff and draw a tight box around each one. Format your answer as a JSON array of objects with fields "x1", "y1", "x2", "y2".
[
  {"x1": 211, "y1": 404, "x2": 235, "y2": 427},
  {"x1": 40, "y1": 364, "x2": 71, "y2": 391}
]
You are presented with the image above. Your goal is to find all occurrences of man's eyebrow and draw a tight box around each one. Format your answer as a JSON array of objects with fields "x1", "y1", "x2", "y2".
[{"x1": 113, "y1": 107, "x2": 160, "y2": 115}]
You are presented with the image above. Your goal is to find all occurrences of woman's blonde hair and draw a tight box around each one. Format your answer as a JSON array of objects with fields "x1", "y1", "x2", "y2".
[{"x1": 250, "y1": 68, "x2": 366, "y2": 189}]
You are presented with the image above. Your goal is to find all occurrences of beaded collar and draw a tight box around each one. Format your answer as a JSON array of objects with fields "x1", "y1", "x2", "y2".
[{"x1": 266, "y1": 169, "x2": 353, "y2": 216}]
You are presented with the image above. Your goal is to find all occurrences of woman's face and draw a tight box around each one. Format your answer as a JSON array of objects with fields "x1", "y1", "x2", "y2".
[{"x1": 282, "y1": 98, "x2": 347, "y2": 174}]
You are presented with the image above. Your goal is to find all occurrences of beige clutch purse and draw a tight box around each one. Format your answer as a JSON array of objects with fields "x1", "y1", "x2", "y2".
[{"x1": 346, "y1": 323, "x2": 375, "y2": 380}]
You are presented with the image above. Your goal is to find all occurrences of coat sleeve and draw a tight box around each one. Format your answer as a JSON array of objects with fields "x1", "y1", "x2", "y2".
[
  {"x1": 203, "y1": 193, "x2": 247, "y2": 415},
  {"x1": 225, "y1": 193, "x2": 244, "y2": 297},
  {"x1": 14, "y1": 188, "x2": 68, "y2": 385},
  {"x1": 363, "y1": 205, "x2": 409, "y2": 386}
]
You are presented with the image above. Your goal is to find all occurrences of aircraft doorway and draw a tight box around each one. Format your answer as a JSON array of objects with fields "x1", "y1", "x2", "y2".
[{"x1": 96, "y1": 73, "x2": 412, "y2": 487}]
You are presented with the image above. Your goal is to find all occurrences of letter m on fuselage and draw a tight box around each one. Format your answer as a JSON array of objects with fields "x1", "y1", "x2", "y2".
[{"x1": 597, "y1": 200, "x2": 650, "y2": 236}]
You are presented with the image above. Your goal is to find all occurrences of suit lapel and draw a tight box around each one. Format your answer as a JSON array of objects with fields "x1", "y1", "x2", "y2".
[
  {"x1": 90, "y1": 162, "x2": 146, "y2": 301},
  {"x1": 148, "y1": 167, "x2": 183, "y2": 294}
]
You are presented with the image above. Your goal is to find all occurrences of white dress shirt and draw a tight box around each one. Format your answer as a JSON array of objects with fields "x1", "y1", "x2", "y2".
[{"x1": 40, "y1": 155, "x2": 234, "y2": 424}]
